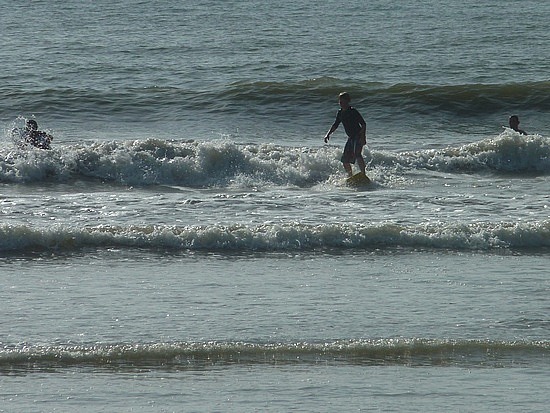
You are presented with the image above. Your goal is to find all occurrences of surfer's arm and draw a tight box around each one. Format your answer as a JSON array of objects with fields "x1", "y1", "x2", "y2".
[
  {"x1": 39, "y1": 131, "x2": 53, "y2": 143},
  {"x1": 325, "y1": 111, "x2": 342, "y2": 143},
  {"x1": 359, "y1": 124, "x2": 366, "y2": 144},
  {"x1": 325, "y1": 113, "x2": 342, "y2": 143},
  {"x1": 324, "y1": 123, "x2": 338, "y2": 142},
  {"x1": 357, "y1": 111, "x2": 367, "y2": 144}
]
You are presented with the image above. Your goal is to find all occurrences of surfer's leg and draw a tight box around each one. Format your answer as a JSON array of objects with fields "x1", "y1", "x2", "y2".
[
  {"x1": 354, "y1": 140, "x2": 366, "y2": 174},
  {"x1": 357, "y1": 155, "x2": 366, "y2": 174},
  {"x1": 341, "y1": 139, "x2": 355, "y2": 176},
  {"x1": 343, "y1": 162, "x2": 353, "y2": 177}
]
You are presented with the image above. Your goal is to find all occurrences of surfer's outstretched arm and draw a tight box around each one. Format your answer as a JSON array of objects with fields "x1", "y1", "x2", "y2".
[{"x1": 324, "y1": 124, "x2": 338, "y2": 143}]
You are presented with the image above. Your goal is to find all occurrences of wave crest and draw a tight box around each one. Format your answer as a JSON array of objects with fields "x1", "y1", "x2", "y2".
[
  {"x1": 1, "y1": 131, "x2": 550, "y2": 186},
  {"x1": 391, "y1": 130, "x2": 550, "y2": 172},
  {"x1": 1, "y1": 339, "x2": 547, "y2": 371},
  {"x1": 2, "y1": 80, "x2": 549, "y2": 119},
  {"x1": 2, "y1": 220, "x2": 550, "y2": 253}
]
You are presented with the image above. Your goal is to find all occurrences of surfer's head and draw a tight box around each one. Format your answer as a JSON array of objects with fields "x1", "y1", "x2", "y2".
[
  {"x1": 338, "y1": 92, "x2": 351, "y2": 109},
  {"x1": 26, "y1": 119, "x2": 38, "y2": 131},
  {"x1": 339, "y1": 92, "x2": 351, "y2": 102},
  {"x1": 509, "y1": 115, "x2": 520, "y2": 130}
]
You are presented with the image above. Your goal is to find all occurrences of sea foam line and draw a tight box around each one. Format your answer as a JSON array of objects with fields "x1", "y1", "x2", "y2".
[
  {"x1": 1, "y1": 220, "x2": 550, "y2": 253},
  {"x1": 1, "y1": 339, "x2": 547, "y2": 371}
]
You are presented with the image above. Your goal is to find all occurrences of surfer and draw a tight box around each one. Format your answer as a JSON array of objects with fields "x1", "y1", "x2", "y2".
[
  {"x1": 324, "y1": 92, "x2": 367, "y2": 177},
  {"x1": 508, "y1": 115, "x2": 527, "y2": 135},
  {"x1": 21, "y1": 119, "x2": 54, "y2": 149}
]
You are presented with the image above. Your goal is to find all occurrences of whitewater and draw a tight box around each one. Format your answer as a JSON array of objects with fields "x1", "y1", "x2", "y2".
[
  {"x1": 2, "y1": 130, "x2": 550, "y2": 255},
  {"x1": 1, "y1": 0, "x2": 549, "y2": 411}
]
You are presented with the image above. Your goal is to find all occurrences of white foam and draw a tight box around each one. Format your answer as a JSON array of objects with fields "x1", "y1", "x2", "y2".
[
  {"x1": 2, "y1": 220, "x2": 549, "y2": 253},
  {"x1": 1, "y1": 132, "x2": 549, "y2": 188}
]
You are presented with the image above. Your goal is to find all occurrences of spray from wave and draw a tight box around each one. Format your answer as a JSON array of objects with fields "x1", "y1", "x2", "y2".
[{"x1": 1, "y1": 130, "x2": 549, "y2": 186}]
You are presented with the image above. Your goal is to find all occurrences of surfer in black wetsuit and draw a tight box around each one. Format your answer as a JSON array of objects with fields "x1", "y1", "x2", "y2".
[
  {"x1": 324, "y1": 92, "x2": 367, "y2": 177},
  {"x1": 509, "y1": 115, "x2": 527, "y2": 135},
  {"x1": 22, "y1": 119, "x2": 54, "y2": 149}
]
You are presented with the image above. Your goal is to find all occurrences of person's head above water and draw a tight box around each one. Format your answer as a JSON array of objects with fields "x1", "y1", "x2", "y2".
[
  {"x1": 509, "y1": 115, "x2": 520, "y2": 131},
  {"x1": 508, "y1": 115, "x2": 527, "y2": 135},
  {"x1": 338, "y1": 92, "x2": 351, "y2": 109},
  {"x1": 26, "y1": 119, "x2": 38, "y2": 131}
]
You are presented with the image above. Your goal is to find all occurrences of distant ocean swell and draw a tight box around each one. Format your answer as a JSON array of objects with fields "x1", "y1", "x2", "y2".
[
  {"x1": 2, "y1": 79, "x2": 549, "y2": 119},
  {"x1": 1, "y1": 339, "x2": 547, "y2": 371},
  {"x1": 2, "y1": 220, "x2": 550, "y2": 253},
  {"x1": 1, "y1": 132, "x2": 549, "y2": 185},
  {"x1": 221, "y1": 79, "x2": 550, "y2": 115}
]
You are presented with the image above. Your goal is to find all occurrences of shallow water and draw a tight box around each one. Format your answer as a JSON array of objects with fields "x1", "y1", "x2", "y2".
[{"x1": 1, "y1": 0, "x2": 549, "y2": 411}]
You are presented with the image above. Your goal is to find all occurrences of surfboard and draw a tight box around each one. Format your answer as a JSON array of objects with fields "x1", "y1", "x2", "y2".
[{"x1": 345, "y1": 171, "x2": 371, "y2": 187}]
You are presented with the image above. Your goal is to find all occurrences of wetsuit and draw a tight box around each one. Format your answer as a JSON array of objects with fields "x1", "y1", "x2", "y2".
[
  {"x1": 330, "y1": 106, "x2": 366, "y2": 164},
  {"x1": 24, "y1": 130, "x2": 53, "y2": 149}
]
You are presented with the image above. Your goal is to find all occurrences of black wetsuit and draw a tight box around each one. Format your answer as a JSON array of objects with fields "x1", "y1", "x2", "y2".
[
  {"x1": 24, "y1": 130, "x2": 53, "y2": 149},
  {"x1": 331, "y1": 107, "x2": 366, "y2": 164},
  {"x1": 331, "y1": 107, "x2": 365, "y2": 139}
]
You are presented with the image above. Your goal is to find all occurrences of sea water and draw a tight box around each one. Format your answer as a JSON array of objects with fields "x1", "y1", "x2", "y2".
[{"x1": 1, "y1": 1, "x2": 549, "y2": 412}]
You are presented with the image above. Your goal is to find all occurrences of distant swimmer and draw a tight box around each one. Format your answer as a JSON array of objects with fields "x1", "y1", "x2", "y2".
[
  {"x1": 20, "y1": 119, "x2": 54, "y2": 149},
  {"x1": 508, "y1": 115, "x2": 527, "y2": 135},
  {"x1": 324, "y1": 92, "x2": 367, "y2": 177}
]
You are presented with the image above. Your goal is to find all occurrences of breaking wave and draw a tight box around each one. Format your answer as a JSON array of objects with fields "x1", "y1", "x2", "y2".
[
  {"x1": 1, "y1": 130, "x2": 549, "y2": 186},
  {"x1": 2, "y1": 220, "x2": 550, "y2": 253}
]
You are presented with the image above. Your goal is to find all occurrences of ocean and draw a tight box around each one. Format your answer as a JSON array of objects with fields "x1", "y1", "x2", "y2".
[{"x1": 1, "y1": 0, "x2": 549, "y2": 411}]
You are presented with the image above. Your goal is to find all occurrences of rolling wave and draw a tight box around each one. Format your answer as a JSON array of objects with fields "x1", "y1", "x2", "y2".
[
  {"x1": 1, "y1": 131, "x2": 549, "y2": 186},
  {"x1": 2, "y1": 79, "x2": 549, "y2": 120},
  {"x1": 222, "y1": 78, "x2": 550, "y2": 114},
  {"x1": 1, "y1": 339, "x2": 547, "y2": 372},
  {"x1": 2, "y1": 220, "x2": 550, "y2": 253}
]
